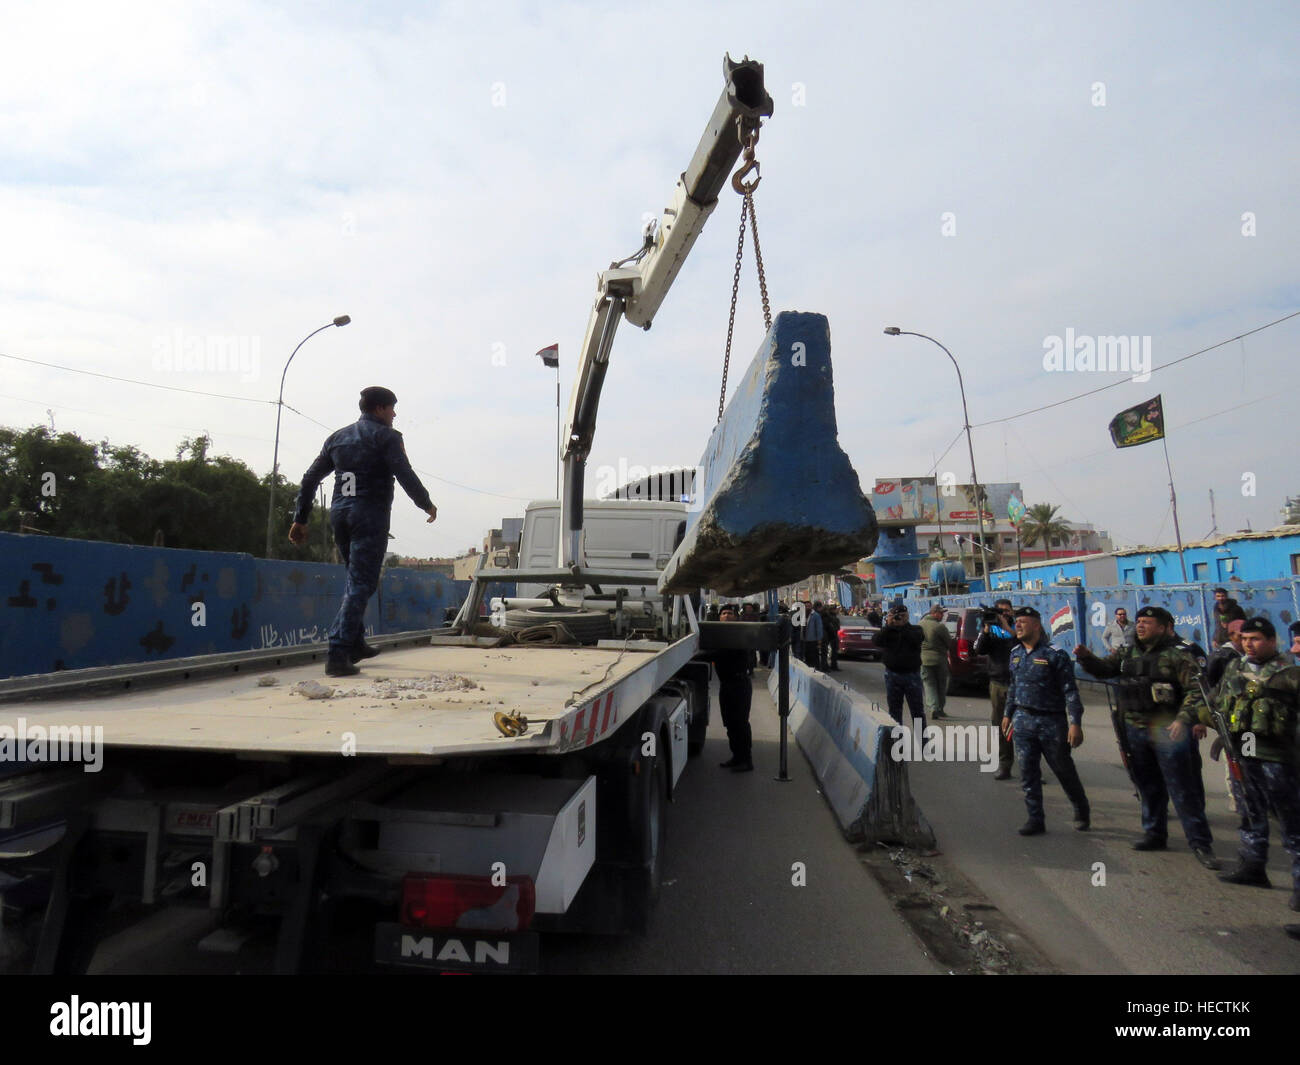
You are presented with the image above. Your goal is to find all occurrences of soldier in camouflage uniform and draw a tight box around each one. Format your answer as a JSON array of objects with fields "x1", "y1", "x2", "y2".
[
  {"x1": 1203, "y1": 617, "x2": 1300, "y2": 914},
  {"x1": 1002, "y1": 606, "x2": 1091, "y2": 836},
  {"x1": 290, "y1": 386, "x2": 437, "y2": 676},
  {"x1": 1075, "y1": 605, "x2": 1218, "y2": 869}
]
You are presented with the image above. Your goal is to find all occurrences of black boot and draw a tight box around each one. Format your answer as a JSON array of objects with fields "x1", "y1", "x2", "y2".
[
  {"x1": 350, "y1": 639, "x2": 380, "y2": 662},
  {"x1": 1018, "y1": 820, "x2": 1045, "y2": 836},
  {"x1": 326, "y1": 651, "x2": 360, "y2": 677},
  {"x1": 1132, "y1": 834, "x2": 1167, "y2": 851},
  {"x1": 1218, "y1": 860, "x2": 1271, "y2": 887}
]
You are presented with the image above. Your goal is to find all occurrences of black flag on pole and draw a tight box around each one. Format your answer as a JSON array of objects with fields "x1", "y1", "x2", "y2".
[
  {"x1": 1109, "y1": 394, "x2": 1164, "y2": 449},
  {"x1": 536, "y1": 343, "x2": 559, "y2": 368}
]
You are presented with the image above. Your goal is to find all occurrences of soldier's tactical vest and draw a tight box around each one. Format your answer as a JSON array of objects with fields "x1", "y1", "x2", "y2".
[
  {"x1": 1223, "y1": 660, "x2": 1296, "y2": 741},
  {"x1": 1115, "y1": 643, "x2": 1182, "y2": 718}
]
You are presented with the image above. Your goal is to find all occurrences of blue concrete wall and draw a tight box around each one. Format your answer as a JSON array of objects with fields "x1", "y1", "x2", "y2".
[{"x1": 0, "y1": 532, "x2": 494, "y2": 679}]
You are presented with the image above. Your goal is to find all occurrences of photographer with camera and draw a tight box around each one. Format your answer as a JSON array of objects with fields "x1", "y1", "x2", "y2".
[
  {"x1": 876, "y1": 603, "x2": 927, "y2": 730},
  {"x1": 974, "y1": 599, "x2": 1018, "y2": 779}
]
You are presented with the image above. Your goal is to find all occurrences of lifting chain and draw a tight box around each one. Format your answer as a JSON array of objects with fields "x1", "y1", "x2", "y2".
[{"x1": 718, "y1": 122, "x2": 773, "y2": 423}]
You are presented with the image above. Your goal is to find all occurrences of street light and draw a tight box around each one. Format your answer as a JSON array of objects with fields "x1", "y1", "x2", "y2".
[
  {"x1": 883, "y1": 327, "x2": 989, "y2": 579},
  {"x1": 265, "y1": 315, "x2": 351, "y2": 557}
]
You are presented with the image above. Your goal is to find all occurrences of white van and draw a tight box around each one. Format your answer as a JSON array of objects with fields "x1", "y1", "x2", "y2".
[{"x1": 515, "y1": 499, "x2": 687, "y2": 600}]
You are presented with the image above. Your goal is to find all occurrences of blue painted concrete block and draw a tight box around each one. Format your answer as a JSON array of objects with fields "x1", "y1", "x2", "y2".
[{"x1": 660, "y1": 311, "x2": 878, "y2": 596}]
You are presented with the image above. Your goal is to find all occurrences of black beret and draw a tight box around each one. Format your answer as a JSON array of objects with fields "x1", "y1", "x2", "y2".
[
  {"x1": 1241, "y1": 617, "x2": 1275, "y2": 639},
  {"x1": 1135, "y1": 606, "x2": 1173, "y2": 625},
  {"x1": 1013, "y1": 606, "x2": 1040, "y2": 620},
  {"x1": 1288, "y1": 620, "x2": 1300, "y2": 637}
]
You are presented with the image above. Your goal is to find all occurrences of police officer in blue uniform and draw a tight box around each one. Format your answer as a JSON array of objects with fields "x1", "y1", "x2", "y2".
[
  {"x1": 1002, "y1": 606, "x2": 1091, "y2": 835},
  {"x1": 289, "y1": 386, "x2": 437, "y2": 676}
]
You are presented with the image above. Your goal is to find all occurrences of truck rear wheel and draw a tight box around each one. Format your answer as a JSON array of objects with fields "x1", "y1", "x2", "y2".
[{"x1": 626, "y1": 751, "x2": 668, "y2": 932}]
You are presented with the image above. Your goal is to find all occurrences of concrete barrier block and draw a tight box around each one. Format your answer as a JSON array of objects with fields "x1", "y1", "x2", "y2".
[
  {"x1": 660, "y1": 311, "x2": 878, "y2": 596},
  {"x1": 770, "y1": 659, "x2": 934, "y2": 848}
]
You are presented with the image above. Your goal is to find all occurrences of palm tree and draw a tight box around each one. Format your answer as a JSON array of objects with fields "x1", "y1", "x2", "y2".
[{"x1": 1019, "y1": 503, "x2": 1072, "y2": 553}]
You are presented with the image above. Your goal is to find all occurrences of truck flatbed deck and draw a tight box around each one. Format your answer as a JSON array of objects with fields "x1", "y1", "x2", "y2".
[{"x1": 0, "y1": 638, "x2": 697, "y2": 759}]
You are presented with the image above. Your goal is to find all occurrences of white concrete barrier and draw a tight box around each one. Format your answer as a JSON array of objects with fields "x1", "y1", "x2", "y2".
[{"x1": 769, "y1": 659, "x2": 934, "y2": 848}]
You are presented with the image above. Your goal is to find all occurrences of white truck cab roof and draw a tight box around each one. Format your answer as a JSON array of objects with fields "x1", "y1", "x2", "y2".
[{"x1": 516, "y1": 499, "x2": 687, "y2": 599}]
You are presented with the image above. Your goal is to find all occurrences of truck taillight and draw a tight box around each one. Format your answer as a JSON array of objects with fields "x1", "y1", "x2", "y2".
[
  {"x1": 401, "y1": 873, "x2": 536, "y2": 932},
  {"x1": 957, "y1": 638, "x2": 971, "y2": 661}
]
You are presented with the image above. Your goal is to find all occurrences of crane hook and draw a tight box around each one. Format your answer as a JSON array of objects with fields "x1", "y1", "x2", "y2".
[{"x1": 731, "y1": 158, "x2": 761, "y2": 194}]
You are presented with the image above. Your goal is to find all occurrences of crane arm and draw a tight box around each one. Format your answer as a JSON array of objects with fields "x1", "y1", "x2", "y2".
[{"x1": 558, "y1": 54, "x2": 774, "y2": 570}]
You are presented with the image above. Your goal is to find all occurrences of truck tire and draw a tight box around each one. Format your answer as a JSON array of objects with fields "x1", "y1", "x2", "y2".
[
  {"x1": 502, "y1": 606, "x2": 612, "y2": 643},
  {"x1": 626, "y1": 751, "x2": 668, "y2": 932}
]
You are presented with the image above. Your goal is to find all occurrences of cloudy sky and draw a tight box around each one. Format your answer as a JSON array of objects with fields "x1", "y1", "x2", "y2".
[{"x1": 3, "y1": 1, "x2": 1297, "y2": 562}]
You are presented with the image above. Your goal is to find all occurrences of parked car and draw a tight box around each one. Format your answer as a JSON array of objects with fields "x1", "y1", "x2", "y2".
[
  {"x1": 836, "y1": 617, "x2": 881, "y2": 661},
  {"x1": 942, "y1": 608, "x2": 990, "y2": 693}
]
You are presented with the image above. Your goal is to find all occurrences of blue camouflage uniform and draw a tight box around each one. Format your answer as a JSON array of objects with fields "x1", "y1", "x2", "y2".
[
  {"x1": 1078, "y1": 634, "x2": 1212, "y2": 850},
  {"x1": 1005, "y1": 635, "x2": 1090, "y2": 829},
  {"x1": 294, "y1": 413, "x2": 433, "y2": 655}
]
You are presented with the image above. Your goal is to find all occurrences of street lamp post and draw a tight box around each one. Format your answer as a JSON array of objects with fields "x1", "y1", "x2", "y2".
[
  {"x1": 265, "y1": 315, "x2": 351, "y2": 557},
  {"x1": 883, "y1": 327, "x2": 989, "y2": 580}
]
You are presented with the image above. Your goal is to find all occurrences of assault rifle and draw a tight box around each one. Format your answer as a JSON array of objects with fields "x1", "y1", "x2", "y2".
[
  {"x1": 1191, "y1": 669, "x2": 1255, "y2": 823},
  {"x1": 1101, "y1": 681, "x2": 1140, "y2": 792}
]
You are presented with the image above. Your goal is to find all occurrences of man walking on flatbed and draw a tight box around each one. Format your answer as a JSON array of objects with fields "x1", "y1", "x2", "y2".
[{"x1": 289, "y1": 386, "x2": 437, "y2": 676}]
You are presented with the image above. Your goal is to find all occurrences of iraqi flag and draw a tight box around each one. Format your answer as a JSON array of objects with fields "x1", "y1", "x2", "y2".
[
  {"x1": 536, "y1": 343, "x2": 559, "y2": 368},
  {"x1": 1049, "y1": 604, "x2": 1075, "y2": 638}
]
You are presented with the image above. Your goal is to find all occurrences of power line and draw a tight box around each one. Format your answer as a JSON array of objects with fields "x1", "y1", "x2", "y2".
[
  {"x1": 925, "y1": 427, "x2": 967, "y2": 477},
  {"x1": 1010, "y1": 389, "x2": 1290, "y2": 476},
  {"x1": 970, "y1": 309, "x2": 1300, "y2": 428},
  {"x1": 281, "y1": 402, "x2": 332, "y2": 431},
  {"x1": 0, "y1": 351, "x2": 272, "y2": 405}
]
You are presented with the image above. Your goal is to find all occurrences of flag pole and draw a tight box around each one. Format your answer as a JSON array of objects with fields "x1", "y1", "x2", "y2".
[
  {"x1": 1161, "y1": 434, "x2": 1189, "y2": 582},
  {"x1": 555, "y1": 362, "x2": 560, "y2": 500}
]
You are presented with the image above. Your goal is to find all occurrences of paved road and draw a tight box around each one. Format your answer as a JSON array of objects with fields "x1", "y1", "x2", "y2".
[
  {"x1": 544, "y1": 675, "x2": 939, "y2": 974},
  {"x1": 833, "y1": 656, "x2": 1300, "y2": 975},
  {"x1": 70, "y1": 673, "x2": 939, "y2": 974}
]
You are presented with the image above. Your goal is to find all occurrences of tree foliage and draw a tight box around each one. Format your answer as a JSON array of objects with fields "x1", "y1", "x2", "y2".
[
  {"x1": 0, "y1": 424, "x2": 335, "y2": 560},
  {"x1": 1019, "y1": 503, "x2": 1072, "y2": 550}
]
